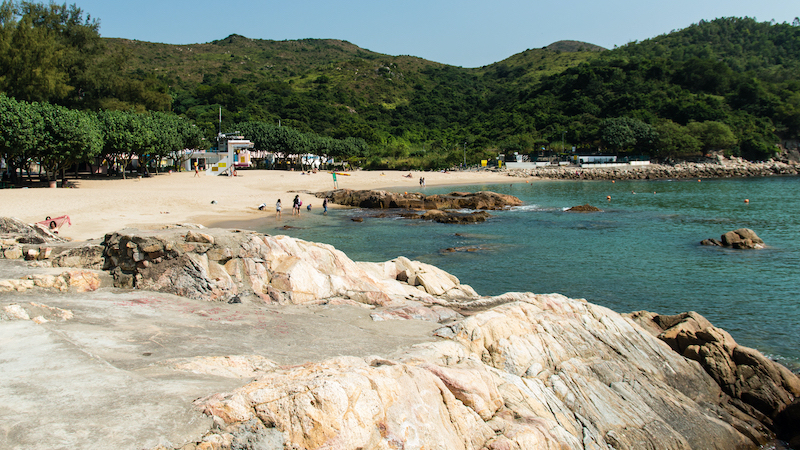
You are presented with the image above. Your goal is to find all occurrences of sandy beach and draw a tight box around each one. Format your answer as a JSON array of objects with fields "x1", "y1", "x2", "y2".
[{"x1": 0, "y1": 169, "x2": 518, "y2": 242}]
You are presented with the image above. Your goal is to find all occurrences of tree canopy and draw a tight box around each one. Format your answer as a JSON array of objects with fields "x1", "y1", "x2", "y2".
[{"x1": 3, "y1": 7, "x2": 799, "y2": 169}]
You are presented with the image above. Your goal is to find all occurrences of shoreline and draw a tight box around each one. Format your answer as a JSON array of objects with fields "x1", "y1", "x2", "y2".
[
  {"x1": 3, "y1": 159, "x2": 798, "y2": 243},
  {"x1": 504, "y1": 158, "x2": 800, "y2": 180},
  {"x1": 0, "y1": 169, "x2": 524, "y2": 243}
]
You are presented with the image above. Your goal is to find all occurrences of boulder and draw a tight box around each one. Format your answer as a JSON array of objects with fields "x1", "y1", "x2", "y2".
[
  {"x1": 629, "y1": 310, "x2": 800, "y2": 445},
  {"x1": 703, "y1": 228, "x2": 765, "y2": 249}
]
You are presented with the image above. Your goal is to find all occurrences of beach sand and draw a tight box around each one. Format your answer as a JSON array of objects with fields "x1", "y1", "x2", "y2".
[{"x1": 0, "y1": 170, "x2": 518, "y2": 242}]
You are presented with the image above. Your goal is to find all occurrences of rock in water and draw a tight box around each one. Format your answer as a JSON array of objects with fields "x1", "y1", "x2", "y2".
[
  {"x1": 566, "y1": 203, "x2": 602, "y2": 212},
  {"x1": 315, "y1": 189, "x2": 523, "y2": 210},
  {"x1": 702, "y1": 228, "x2": 765, "y2": 249}
]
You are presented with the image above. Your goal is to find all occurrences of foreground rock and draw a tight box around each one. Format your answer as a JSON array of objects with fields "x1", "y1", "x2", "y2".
[
  {"x1": 316, "y1": 189, "x2": 523, "y2": 210},
  {"x1": 192, "y1": 294, "x2": 795, "y2": 450},
  {"x1": 630, "y1": 310, "x2": 800, "y2": 447},
  {"x1": 101, "y1": 227, "x2": 478, "y2": 313},
  {"x1": 701, "y1": 228, "x2": 765, "y2": 249},
  {"x1": 2, "y1": 220, "x2": 798, "y2": 449}
]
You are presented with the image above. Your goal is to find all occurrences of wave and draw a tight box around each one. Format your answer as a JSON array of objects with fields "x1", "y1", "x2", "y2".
[{"x1": 509, "y1": 204, "x2": 557, "y2": 212}]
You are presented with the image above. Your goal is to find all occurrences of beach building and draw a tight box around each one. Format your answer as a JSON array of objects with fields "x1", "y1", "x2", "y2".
[{"x1": 183, "y1": 133, "x2": 255, "y2": 175}]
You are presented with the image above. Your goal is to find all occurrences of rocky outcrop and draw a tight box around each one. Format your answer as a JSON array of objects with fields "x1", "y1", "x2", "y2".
[
  {"x1": 701, "y1": 228, "x2": 765, "y2": 249},
  {"x1": 629, "y1": 310, "x2": 800, "y2": 446},
  {"x1": 315, "y1": 189, "x2": 523, "y2": 210},
  {"x1": 0, "y1": 217, "x2": 68, "y2": 261},
  {"x1": 4, "y1": 218, "x2": 798, "y2": 449},
  {"x1": 191, "y1": 295, "x2": 788, "y2": 450},
  {"x1": 0, "y1": 216, "x2": 66, "y2": 245},
  {"x1": 100, "y1": 227, "x2": 478, "y2": 312},
  {"x1": 0, "y1": 269, "x2": 102, "y2": 293}
]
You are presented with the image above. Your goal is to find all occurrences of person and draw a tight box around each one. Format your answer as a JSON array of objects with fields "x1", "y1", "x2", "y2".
[
  {"x1": 419, "y1": 177, "x2": 423, "y2": 186},
  {"x1": 306, "y1": 203, "x2": 311, "y2": 212},
  {"x1": 194, "y1": 162, "x2": 199, "y2": 177},
  {"x1": 46, "y1": 217, "x2": 58, "y2": 234},
  {"x1": 276, "y1": 199, "x2": 282, "y2": 218},
  {"x1": 292, "y1": 195, "x2": 300, "y2": 215},
  {"x1": 258, "y1": 203, "x2": 266, "y2": 211},
  {"x1": 322, "y1": 198, "x2": 328, "y2": 214}
]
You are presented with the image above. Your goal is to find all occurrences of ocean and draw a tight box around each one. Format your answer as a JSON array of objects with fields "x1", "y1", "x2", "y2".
[{"x1": 260, "y1": 175, "x2": 800, "y2": 371}]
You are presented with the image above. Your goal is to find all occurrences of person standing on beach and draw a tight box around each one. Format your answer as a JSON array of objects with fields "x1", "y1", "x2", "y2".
[
  {"x1": 292, "y1": 195, "x2": 300, "y2": 215},
  {"x1": 276, "y1": 199, "x2": 282, "y2": 218},
  {"x1": 322, "y1": 198, "x2": 328, "y2": 214},
  {"x1": 194, "y1": 162, "x2": 199, "y2": 177}
]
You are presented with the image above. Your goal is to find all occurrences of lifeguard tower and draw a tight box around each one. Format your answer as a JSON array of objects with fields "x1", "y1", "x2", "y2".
[{"x1": 205, "y1": 133, "x2": 255, "y2": 176}]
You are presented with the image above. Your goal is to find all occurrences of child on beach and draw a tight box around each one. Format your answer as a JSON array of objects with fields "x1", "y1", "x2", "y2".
[{"x1": 276, "y1": 199, "x2": 282, "y2": 218}]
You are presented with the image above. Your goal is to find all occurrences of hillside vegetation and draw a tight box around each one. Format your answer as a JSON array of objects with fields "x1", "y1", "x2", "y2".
[{"x1": 2, "y1": 2, "x2": 799, "y2": 169}]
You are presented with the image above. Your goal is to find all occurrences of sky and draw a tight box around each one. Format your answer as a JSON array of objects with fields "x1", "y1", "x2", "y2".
[{"x1": 76, "y1": 0, "x2": 799, "y2": 68}]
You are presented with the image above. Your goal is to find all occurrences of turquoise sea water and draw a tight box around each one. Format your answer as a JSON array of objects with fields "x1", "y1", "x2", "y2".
[{"x1": 259, "y1": 176, "x2": 800, "y2": 371}]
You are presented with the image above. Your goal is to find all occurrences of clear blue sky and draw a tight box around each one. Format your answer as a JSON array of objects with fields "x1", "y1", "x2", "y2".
[{"x1": 77, "y1": 0, "x2": 798, "y2": 68}]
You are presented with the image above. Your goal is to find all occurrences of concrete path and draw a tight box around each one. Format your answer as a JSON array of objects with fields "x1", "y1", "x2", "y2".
[{"x1": 0, "y1": 260, "x2": 441, "y2": 450}]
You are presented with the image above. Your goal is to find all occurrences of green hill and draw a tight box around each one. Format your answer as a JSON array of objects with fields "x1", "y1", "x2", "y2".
[
  {"x1": 2, "y1": 3, "x2": 799, "y2": 167},
  {"x1": 100, "y1": 18, "x2": 798, "y2": 163}
]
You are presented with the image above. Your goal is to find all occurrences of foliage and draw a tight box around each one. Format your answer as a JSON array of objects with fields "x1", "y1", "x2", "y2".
[
  {"x1": 1, "y1": 95, "x2": 209, "y2": 184},
  {"x1": 37, "y1": 101, "x2": 102, "y2": 181},
  {"x1": 2, "y1": 4, "x2": 799, "y2": 169},
  {"x1": 0, "y1": 0, "x2": 171, "y2": 111},
  {"x1": 600, "y1": 117, "x2": 656, "y2": 152},
  {"x1": 236, "y1": 120, "x2": 368, "y2": 161}
]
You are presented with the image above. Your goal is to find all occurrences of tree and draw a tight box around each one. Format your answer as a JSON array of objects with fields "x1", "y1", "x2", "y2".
[
  {"x1": 170, "y1": 117, "x2": 204, "y2": 170},
  {"x1": 653, "y1": 119, "x2": 702, "y2": 159},
  {"x1": 600, "y1": 117, "x2": 656, "y2": 152},
  {"x1": 35, "y1": 102, "x2": 102, "y2": 184},
  {"x1": 686, "y1": 121, "x2": 737, "y2": 152},
  {"x1": 0, "y1": 1, "x2": 101, "y2": 104},
  {"x1": 0, "y1": 93, "x2": 42, "y2": 183},
  {"x1": 97, "y1": 109, "x2": 151, "y2": 179}
]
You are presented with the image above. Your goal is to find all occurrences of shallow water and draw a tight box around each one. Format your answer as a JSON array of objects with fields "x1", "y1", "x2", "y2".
[{"x1": 257, "y1": 176, "x2": 800, "y2": 371}]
